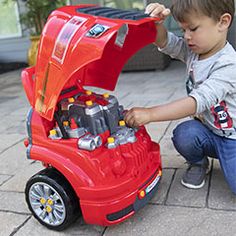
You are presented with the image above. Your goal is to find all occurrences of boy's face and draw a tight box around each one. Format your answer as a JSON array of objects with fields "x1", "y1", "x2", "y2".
[{"x1": 179, "y1": 12, "x2": 227, "y2": 59}]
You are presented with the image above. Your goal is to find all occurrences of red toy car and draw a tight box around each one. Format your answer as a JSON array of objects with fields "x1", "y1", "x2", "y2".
[{"x1": 22, "y1": 5, "x2": 162, "y2": 231}]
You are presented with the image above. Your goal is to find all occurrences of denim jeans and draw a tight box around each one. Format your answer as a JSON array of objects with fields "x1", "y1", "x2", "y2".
[{"x1": 172, "y1": 119, "x2": 236, "y2": 194}]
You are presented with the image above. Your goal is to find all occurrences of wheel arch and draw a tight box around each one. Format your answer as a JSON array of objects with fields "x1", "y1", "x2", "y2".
[{"x1": 29, "y1": 145, "x2": 93, "y2": 200}]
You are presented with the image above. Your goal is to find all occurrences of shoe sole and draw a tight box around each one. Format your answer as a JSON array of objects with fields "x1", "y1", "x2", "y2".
[{"x1": 181, "y1": 179, "x2": 205, "y2": 189}]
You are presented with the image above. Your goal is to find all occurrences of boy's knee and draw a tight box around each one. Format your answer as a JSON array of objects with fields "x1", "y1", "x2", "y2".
[
  {"x1": 172, "y1": 120, "x2": 203, "y2": 156},
  {"x1": 172, "y1": 120, "x2": 197, "y2": 145}
]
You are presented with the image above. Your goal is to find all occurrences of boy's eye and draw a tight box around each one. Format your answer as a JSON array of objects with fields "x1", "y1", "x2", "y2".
[{"x1": 190, "y1": 26, "x2": 198, "y2": 32}]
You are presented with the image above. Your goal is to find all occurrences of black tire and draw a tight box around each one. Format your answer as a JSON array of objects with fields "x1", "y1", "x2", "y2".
[{"x1": 25, "y1": 167, "x2": 81, "y2": 231}]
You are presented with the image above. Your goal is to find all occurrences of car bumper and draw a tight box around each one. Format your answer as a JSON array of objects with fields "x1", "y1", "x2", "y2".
[{"x1": 80, "y1": 168, "x2": 161, "y2": 226}]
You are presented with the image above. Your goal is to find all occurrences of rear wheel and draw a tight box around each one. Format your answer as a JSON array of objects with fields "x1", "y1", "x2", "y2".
[{"x1": 25, "y1": 168, "x2": 81, "y2": 231}]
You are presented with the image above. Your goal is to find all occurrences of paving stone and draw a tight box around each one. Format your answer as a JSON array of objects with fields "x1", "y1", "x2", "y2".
[
  {"x1": 161, "y1": 154, "x2": 185, "y2": 169},
  {"x1": 0, "y1": 97, "x2": 22, "y2": 113},
  {"x1": 15, "y1": 216, "x2": 105, "y2": 236},
  {"x1": 150, "y1": 169, "x2": 175, "y2": 204},
  {"x1": 4, "y1": 121, "x2": 26, "y2": 135},
  {"x1": 104, "y1": 205, "x2": 236, "y2": 236},
  {"x1": 1, "y1": 112, "x2": 26, "y2": 125},
  {"x1": 0, "y1": 95, "x2": 19, "y2": 104},
  {"x1": 159, "y1": 136, "x2": 179, "y2": 156},
  {"x1": 0, "y1": 212, "x2": 29, "y2": 236},
  {"x1": 0, "y1": 161, "x2": 43, "y2": 192},
  {"x1": 0, "y1": 142, "x2": 33, "y2": 175},
  {"x1": 166, "y1": 168, "x2": 210, "y2": 208},
  {"x1": 146, "y1": 121, "x2": 170, "y2": 143},
  {"x1": 0, "y1": 191, "x2": 29, "y2": 214},
  {"x1": 0, "y1": 84, "x2": 22, "y2": 95},
  {"x1": 0, "y1": 174, "x2": 12, "y2": 186},
  {"x1": 208, "y1": 160, "x2": 236, "y2": 210},
  {"x1": 147, "y1": 121, "x2": 186, "y2": 169},
  {"x1": 159, "y1": 118, "x2": 190, "y2": 156},
  {"x1": 0, "y1": 134, "x2": 24, "y2": 154},
  {"x1": 5, "y1": 104, "x2": 28, "y2": 116},
  {"x1": 1, "y1": 86, "x2": 22, "y2": 95}
]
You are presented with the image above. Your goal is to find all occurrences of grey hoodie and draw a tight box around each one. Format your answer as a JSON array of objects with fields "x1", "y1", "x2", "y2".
[{"x1": 159, "y1": 32, "x2": 236, "y2": 139}]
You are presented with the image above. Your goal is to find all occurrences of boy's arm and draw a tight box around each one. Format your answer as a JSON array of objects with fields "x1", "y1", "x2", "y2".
[
  {"x1": 145, "y1": 3, "x2": 170, "y2": 48},
  {"x1": 124, "y1": 97, "x2": 196, "y2": 127},
  {"x1": 154, "y1": 24, "x2": 168, "y2": 48},
  {"x1": 149, "y1": 97, "x2": 196, "y2": 121},
  {"x1": 146, "y1": 3, "x2": 189, "y2": 62}
]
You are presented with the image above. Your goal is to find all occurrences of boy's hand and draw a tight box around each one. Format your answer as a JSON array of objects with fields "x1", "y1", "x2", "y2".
[
  {"x1": 124, "y1": 107, "x2": 151, "y2": 127},
  {"x1": 145, "y1": 3, "x2": 171, "y2": 23}
]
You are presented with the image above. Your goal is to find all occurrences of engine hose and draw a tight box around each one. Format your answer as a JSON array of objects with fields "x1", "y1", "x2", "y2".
[{"x1": 54, "y1": 111, "x2": 69, "y2": 139}]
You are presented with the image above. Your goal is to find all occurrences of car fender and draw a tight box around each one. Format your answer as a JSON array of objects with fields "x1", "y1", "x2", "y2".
[{"x1": 29, "y1": 145, "x2": 93, "y2": 198}]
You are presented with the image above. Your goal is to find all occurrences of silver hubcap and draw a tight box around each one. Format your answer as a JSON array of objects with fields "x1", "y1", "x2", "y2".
[{"x1": 29, "y1": 182, "x2": 66, "y2": 226}]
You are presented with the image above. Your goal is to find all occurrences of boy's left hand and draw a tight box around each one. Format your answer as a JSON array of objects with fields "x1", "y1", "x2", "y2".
[{"x1": 124, "y1": 107, "x2": 151, "y2": 127}]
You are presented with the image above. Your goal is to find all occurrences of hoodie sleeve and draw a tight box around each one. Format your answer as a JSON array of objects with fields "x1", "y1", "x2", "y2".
[
  {"x1": 189, "y1": 59, "x2": 236, "y2": 114},
  {"x1": 158, "y1": 31, "x2": 190, "y2": 63}
]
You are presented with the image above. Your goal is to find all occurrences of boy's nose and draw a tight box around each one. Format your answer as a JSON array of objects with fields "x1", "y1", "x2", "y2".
[{"x1": 184, "y1": 31, "x2": 191, "y2": 40}]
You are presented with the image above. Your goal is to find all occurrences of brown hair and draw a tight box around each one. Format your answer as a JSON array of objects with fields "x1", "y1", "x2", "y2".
[{"x1": 171, "y1": 0, "x2": 235, "y2": 26}]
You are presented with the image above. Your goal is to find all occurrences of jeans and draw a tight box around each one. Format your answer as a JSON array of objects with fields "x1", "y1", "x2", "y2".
[{"x1": 172, "y1": 119, "x2": 236, "y2": 194}]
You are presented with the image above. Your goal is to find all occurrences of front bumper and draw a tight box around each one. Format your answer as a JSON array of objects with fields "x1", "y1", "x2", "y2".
[{"x1": 80, "y1": 168, "x2": 161, "y2": 226}]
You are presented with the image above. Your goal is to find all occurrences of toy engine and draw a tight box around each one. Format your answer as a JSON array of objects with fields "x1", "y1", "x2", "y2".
[{"x1": 49, "y1": 90, "x2": 136, "y2": 151}]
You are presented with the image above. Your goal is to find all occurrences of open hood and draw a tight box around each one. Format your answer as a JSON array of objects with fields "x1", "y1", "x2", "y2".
[{"x1": 33, "y1": 5, "x2": 159, "y2": 121}]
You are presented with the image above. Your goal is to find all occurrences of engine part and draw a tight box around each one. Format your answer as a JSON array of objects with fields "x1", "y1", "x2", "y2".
[{"x1": 78, "y1": 134, "x2": 102, "y2": 151}]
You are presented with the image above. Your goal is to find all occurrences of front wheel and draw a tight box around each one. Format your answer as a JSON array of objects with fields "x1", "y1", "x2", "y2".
[{"x1": 25, "y1": 168, "x2": 81, "y2": 231}]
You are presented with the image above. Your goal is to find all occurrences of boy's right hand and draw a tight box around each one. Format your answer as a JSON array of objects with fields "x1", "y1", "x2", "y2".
[{"x1": 145, "y1": 3, "x2": 171, "y2": 23}]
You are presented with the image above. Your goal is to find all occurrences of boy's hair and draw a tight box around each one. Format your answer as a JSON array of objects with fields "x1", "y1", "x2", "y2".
[{"x1": 171, "y1": 0, "x2": 235, "y2": 26}]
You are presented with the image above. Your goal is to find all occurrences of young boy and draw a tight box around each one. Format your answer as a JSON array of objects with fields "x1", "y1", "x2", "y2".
[{"x1": 124, "y1": 0, "x2": 236, "y2": 193}]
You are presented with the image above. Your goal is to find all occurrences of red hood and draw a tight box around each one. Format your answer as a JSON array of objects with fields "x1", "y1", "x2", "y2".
[{"x1": 33, "y1": 5, "x2": 159, "y2": 121}]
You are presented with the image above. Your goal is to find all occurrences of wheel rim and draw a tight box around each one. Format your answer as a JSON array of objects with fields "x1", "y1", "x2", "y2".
[{"x1": 28, "y1": 182, "x2": 66, "y2": 226}]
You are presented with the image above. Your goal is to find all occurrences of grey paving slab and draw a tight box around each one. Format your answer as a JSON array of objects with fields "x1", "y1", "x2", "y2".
[
  {"x1": 0, "y1": 161, "x2": 43, "y2": 192},
  {"x1": 146, "y1": 121, "x2": 170, "y2": 143},
  {"x1": 0, "y1": 212, "x2": 30, "y2": 236},
  {"x1": 2, "y1": 102, "x2": 28, "y2": 116},
  {"x1": 208, "y1": 160, "x2": 236, "y2": 210},
  {"x1": 0, "y1": 134, "x2": 24, "y2": 153},
  {"x1": 104, "y1": 205, "x2": 236, "y2": 236},
  {"x1": 0, "y1": 142, "x2": 33, "y2": 175},
  {"x1": 166, "y1": 168, "x2": 210, "y2": 208},
  {"x1": 15, "y1": 216, "x2": 105, "y2": 236},
  {"x1": 150, "y1": 168, "x2": 175, "y2": 205},
  {"x1": 161, "y1": 154, "x2": 185, "y2": 169},
  {"x1": 0, "y1": 69, "x2": 21, "y2": 83},
  {"x1": 0, "y1": 191, "x2": 29, "y2": 214},
  {"x1": 0, "y1": 174, "x2": 12, "y2": 186},
  {"x1": 162, "y1": 118, "x2": 189, "y2": 137},
  {"x1": 0, "y1": 100, "x2": 24, "y2": 118},
  {"x1": 1, "y1": 109, "x2": 26, "y2": 122},
  {"x1": 159, "y1": 136, "x2": 179, "y2": 158},
  {"x1": 146, "y1": 121, "x2": 186, "y2": 168},
  {"x1": 159, "y1": 119, "x2": 189, "y2": 156}
]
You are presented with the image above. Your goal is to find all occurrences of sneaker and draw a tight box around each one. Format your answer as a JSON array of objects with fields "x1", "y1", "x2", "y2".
[{"x1": 181, "y1": 158, "x2": 210, "y2": 189}]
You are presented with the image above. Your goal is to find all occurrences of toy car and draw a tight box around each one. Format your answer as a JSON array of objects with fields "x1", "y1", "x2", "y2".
[
  {"x1": 22, "y1": 5, "x2": 162, "y2": 231},
  {"x1": 211, "y1": 101, "x2": 233, "y2": 129}
]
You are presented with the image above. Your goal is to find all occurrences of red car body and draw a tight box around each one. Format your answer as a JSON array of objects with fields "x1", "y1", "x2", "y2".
[{"x1": 22, "y1": 5, "x2": 162, "y2": 228}]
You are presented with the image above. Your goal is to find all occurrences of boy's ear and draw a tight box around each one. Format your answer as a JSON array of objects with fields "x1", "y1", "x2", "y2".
[{"x1": 218, "y1": 13, "x2": 232, "y2": 31}]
